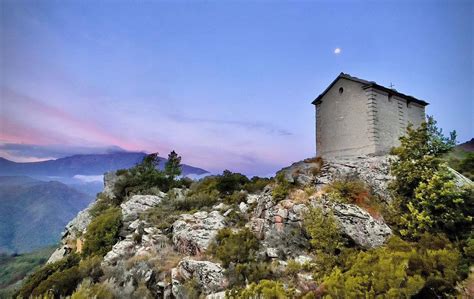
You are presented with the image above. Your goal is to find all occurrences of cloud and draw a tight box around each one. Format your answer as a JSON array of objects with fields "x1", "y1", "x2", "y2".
[
  {"x1": 0, "y1": 143, "x2": 129, "y2": 161},
  {"x1": 168, "y1": 114, "x2": 293, "y2": 136},
  {"x1": 334, "y1": 48, "x2": 341, "y2": 54},
  {"x1": 73, "y1": 175, "x2": 104, "y2": 183}
]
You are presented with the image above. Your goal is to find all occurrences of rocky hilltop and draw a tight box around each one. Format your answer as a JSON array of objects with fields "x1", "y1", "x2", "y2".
[
  {"x1": 44, "y1": 156, "x2": 395, "y2": 298},
  {"x1": 14, "y1": 127, "x2": 473, "y2": 299}
]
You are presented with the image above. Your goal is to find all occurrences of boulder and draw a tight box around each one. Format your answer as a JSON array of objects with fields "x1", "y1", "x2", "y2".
[
  {"x1": 278, "y1": 158, "x2": 323, "y2": 185},
  {"x1": 172, "y1": 211, "x2": 225, "y2": 255},
  {"x1": 172, "y1": 258, "x2": 227, "y2": 297},
  {"x1": 316, "y1": 156, "x2": 393, "y2": 202},
  {"x1": 103, "y1": 220, "x2": 168, "y2": 265},
  {"x1": 314, "y1": 198, "x2": 391, "y2": 248},
  {"x1": 103, "y1": 171, "x2": 125, "y2": 199},
  {"x1": 121, "y1": 194, "x2": 165, "y2": 222}
]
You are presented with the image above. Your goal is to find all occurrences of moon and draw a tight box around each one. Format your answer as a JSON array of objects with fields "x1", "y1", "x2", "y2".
[{"x1": 334, "y1": 48, "x2": 341, "y2": 54}]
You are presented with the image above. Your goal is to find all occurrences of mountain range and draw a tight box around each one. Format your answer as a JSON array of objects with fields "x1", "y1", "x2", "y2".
[
  {"x1": 0, "y1": 152, "x2": 208, "y2": 254},
  {"x1": 0, "y1": 152, "x2": 208, "y2": 177},
  {"x1": 0, "y1": 176, "x2": 91, "y2": 254}
]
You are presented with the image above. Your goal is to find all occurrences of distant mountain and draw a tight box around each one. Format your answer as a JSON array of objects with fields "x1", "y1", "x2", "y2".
[
  {"x1": 456, "y1": 138, "x2": 474, "y2": 152},
  {"x1": 0, "y1": 176, "x2": 93, "y2": 254},
  {"x1": 0, "y1": 152, "x2": 208, "y2": 177}
]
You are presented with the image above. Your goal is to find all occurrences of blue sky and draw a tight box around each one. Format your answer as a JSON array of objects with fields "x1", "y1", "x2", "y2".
[{"x1": 1, "y1": 0, "x2": 472, "y2": 176}]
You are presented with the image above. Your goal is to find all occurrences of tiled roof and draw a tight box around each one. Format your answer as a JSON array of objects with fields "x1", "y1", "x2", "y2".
[{"x1": 312, "y1": 72, "x2": 429, "y2": 106}]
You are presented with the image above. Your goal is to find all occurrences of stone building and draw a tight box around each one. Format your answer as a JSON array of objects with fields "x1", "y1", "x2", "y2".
[{"x1": 312, "y1": 73, "x2": 428, "y2": 158}]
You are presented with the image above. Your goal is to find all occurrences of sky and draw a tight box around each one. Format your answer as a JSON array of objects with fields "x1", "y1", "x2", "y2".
[{"x1": 1, "y1": 0, "x2": 472, "y2": 176}]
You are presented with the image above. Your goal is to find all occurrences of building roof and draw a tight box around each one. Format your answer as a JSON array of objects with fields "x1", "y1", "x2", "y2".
[{"x1": 311, "y1": 73, "x2": 429, "y2": 106}]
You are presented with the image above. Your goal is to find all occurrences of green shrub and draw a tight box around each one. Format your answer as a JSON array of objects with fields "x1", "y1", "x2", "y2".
[
  {"x1": 325, "y1": 177, "x2": 368, "y2": 204},
  {"x1": 322, "y1": 235, "x2": 461, "y2": 298},
  {"x1": 228, "y1": 279, "x2": 294, "y2": 298},
  {"x1": 16, "y1": 253, "x2": 80, "y2": 298},
  {"x1": 82, "y1": 207, "x2": 122, "y2": 257},
  {"x1": 173, "y1": 190, "x2": 220, "y2": 211},
  {"x1": 224, "y1": 190, "x2": 248, "y2": 205},
  {"x1": 226, "y1": 262, "x2": 273, "y2": 287},
  {"x1": 216, "y1": 170, "x2": 249, "y2": 195},
  {"x1": 272, "y1": 172, "x2": 291, "y2": 201},
  {"x1": 210, "y1": 228, "x2": 259, "y2": 267},
  {"x1": 400, "y1": 166, "x2": 473, "y2": 239},
  {"x1": 303, "y1": 207, "x2": 343, "y2": 255},
  {"x1": 71, "y1": 279, "x2": 114, "y2": 299},
  {"x1": 244, "y1": 176, "x2": 271, "y2": 193}
]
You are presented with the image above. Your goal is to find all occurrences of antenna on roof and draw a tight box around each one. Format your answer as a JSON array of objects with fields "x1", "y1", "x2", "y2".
[{"x1": 389, "y1": 82, "x2": 395, "y2": 90}]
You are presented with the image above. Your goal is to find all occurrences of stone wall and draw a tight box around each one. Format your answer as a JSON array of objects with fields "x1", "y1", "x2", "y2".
[
  {"x1": 316, "y1": 78, "x2": 375, "y2": 158},
  {"x1": 316, "y1": 78, "x2": 425, "y2": 158}
]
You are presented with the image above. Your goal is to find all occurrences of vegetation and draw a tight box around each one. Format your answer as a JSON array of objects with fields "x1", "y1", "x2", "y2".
[
  {"x1": 210, "y1": 228, "x2": 259, "y2": 267},
  {"x1": 390, "y1": 116, "x2": 473, "y2": 240},
  {"x1": 227, "y1": 279, "x2": 294, "y2": 298},
  {"x1": 15, "y1": 117, "x2": 473, "y2": 298},
  {"x1": 0, "y1": 246, "x2": 56, "y2": 298},
  {"x1": 82, "y1": 207, "x2": 122, "y2": 257},
  {"x1": 323, "y1": 235, "x2": 460, "y2": 298},
  {"x1": 272, "y1": 172, "x2": 292, "y2": 201},
  {"x1": 325, "y1": 177, "x2": 383, "y2": 218},
  {"x1": 210, "y1": 228, "x2": 275, "y2": 287}
]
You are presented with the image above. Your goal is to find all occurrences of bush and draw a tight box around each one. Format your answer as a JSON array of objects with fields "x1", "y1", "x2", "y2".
[
  {"x1": 272, "y1": 172, "x2": 292, "y2": 201},
  {"x1": 303, "y1": 207, "x2": 343, "y2": 255},
  {"x1": 228, "y1": 279, "x2": 294, "y2": 298},
  {"x1": 82, "y1": 207, "x2": 122, "y2": 257},
  {"x1": 226, "y1": 262, "x2": 273, "y2": 287},
  {"x1": 322, "y1": 235, "x2": 461, "y2": 298},
  {"x1": 400, "y1": 166, "x2": 473, "y2": 239},
  {"x1": 71, "y1": 279, "x2": 114, "y2": 299},
  {"x1": 210, "y1": 228, "x2": 259, "y2": 267},
  {"x1": 325, "y1": 177, "x2": 368, "y2": 204},
  {"x1": 216, "y1": 170, "x2": 249, "y2": 195},
  {"x1": 224, "y1": 190, "x2": 248, "y2": 205},
  {"x1": 16, "y1": 253, "x2": 80, "y2": 298},
  {"x1": 244, "y1": 176, "x2": 272, "y2": 193}
]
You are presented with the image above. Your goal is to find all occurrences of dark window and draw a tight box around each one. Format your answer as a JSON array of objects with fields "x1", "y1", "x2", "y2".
[{"x1": 339, "y1": 87, "x2": 344, "y2": 94}]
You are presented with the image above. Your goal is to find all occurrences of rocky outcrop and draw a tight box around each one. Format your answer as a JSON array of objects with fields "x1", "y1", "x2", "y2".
[
  {"x1": 279, "y1": 157, "x2": 323, "y2": 185},
  {"x1": 314, "y1": 198, "x2": 392, "y2": 248},
  {"x1": 246, "y1": 189, "x2": 310, "y2": 258},
  {"x1": 318, "y1": 156, "x2": 393, "y2": 202},
  {"x1": 248, "y1": 190, "x2": 308, "y2": 238},
  {"x1": 103, "y1": 220, "x2": 168, "y2": 265},
  {"x1": 172, "y1": 211, "x2": 226, "y2": 255},
  {"x1": 121, "y1": 194, "x2": 165, "y2": 222},
  {"x1": 280, "y1": 156, "x2": 393, "y2": 202},
  {"x1": 103, "y1": 171, "x2": 123, "y2": 199},
  {"x1": 47, "y1": 201, "x2": 95, "y2": 263},
  {"x1": 171, "y1": 258, "x2": 227, "y2": 297}
]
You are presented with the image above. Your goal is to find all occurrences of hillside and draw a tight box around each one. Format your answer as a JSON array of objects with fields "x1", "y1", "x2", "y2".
[
  {"x1": 0, "y1": 152, "x2": 208, "y2": 177},
  {"x1": 0, "y1": 177, "x2": 93, "y2": 254},
  {"x1": 14, "y1": 149, "x2": 473, "y2": 298}
]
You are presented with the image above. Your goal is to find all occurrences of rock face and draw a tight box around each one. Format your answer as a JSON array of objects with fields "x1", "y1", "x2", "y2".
[
  {"x1": 172, "y1": 211, "x2": 226, "y2": 255},
  {"x1": 103, "y1": 220, "x2": 168, "y2": 265},
  {"x1": 279, "y1": 157, "x2": 324, "y2": 186},
  {"x1": 315, "y1": 198, "x2": 392, "y2": 248},
  {"x1": 121, "y1": 194, "x2": 165, "y2": 222},
  {"x1": 246, "y1": 189, "x2": 310, "y2": 259},
  {"x1": 47, "y1": 202, "x2": 95, "y2": 263},
  {"x1": 172, "y1": 258, "x2": 227, "y2": 297},
  {"x1": 45, "y1": 155, "x2": 398, "y2": 296},
  {"x1": 280, "y1": 156, "x2": 393, "y2": 202}
]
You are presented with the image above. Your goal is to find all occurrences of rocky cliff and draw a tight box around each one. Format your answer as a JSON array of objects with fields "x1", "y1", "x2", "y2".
[{"x1": 43, "y1": 156, "x2": 396, "y2": 298}]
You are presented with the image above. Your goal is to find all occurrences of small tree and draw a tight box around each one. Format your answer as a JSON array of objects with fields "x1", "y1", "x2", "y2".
[
  {"x1": 390, "y1": 116, "x2": 456, "y2": 200},
  {"x1": 390, "y1": 116, "x2": 473, "y2": 240},
  {"x1": 164, "y1": 150, "x2": 182, "y2": 182}
]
